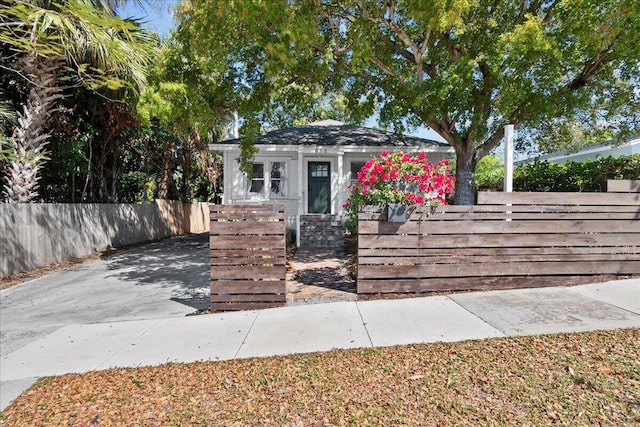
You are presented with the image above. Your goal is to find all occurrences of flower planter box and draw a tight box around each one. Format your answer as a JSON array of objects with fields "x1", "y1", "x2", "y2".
[{"x1": 387, "y1": 203, "x2": 407, "y2": 223}]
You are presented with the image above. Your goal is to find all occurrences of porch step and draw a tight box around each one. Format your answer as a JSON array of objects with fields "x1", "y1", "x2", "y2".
[{"x1": 299, "y1": 214, "x2": 344, "y2": 248}]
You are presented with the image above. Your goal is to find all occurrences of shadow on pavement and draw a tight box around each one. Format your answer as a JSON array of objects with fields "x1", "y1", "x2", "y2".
[{"x1": 102, "y1": 233, "x2": 210, "y2": 311}]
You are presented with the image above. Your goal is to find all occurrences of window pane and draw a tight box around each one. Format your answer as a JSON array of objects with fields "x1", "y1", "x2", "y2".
[
  {"x1": 250, "y1": 180, "x2": 264, "y2": 193},
  {"x1": 270, "y1": 179, "x2": 281, "y2": 194},
  {"x1": 271, "y1": 162, "x2": 283, "y2": 179},
  {"x1": 249, "y1": 163, "x2": 264, "y2": 194},
  {"x1": 311, "y1": 163, "x2": 329, "y2": 177},
  {"x1": 349, "y1": 162, "x2": 365, "y2": 185},
  {"x1": 253, "y1": 163, "x2": 264, "y2": 178},
  {"x1": 270, "y1": 162, "x2": 285, "y2": 196},
  {"x1": 351, "y1": 162, "x2": 366, "y2": 175}
]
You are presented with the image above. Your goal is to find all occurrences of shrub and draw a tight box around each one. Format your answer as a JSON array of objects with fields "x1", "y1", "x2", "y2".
[
  {"x1": 473, "y1": 154, "x2": 639, "y2": 192},
  {"x1": 513, "y1": 154, "x2": 640, "y2": 192}
]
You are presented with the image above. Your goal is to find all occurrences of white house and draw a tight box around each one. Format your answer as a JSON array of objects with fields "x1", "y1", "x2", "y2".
[
  {"x1": 210, "y1": 120, "x2": 454, "y2": 247},
  {"x1": 521, "y1": 135, "x2": 640, "y2": 164}
]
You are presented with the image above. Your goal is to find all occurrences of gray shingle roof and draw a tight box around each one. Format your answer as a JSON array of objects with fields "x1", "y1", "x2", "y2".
[{"x1": 219, "y1": 120, "x2": 450, "y2": 148}]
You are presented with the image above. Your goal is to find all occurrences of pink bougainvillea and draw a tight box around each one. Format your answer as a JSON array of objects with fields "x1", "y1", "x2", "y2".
[{"x1": 344, "y1": 151, "x2": 455, "y2": 225}]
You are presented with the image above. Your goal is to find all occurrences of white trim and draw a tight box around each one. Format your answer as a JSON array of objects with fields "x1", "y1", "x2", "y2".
[
  {"x1": 222, "y1": 150, "x2": 231, "y2": 204},
  {"x1": 211, "y1": 143, "x2": 453, "y2": 154},
  {"x1": 337, "y1": 153, "x2": 344, "y2": 216},
  {"x1": 297, "y1": 149, "x2": 304, "y2": 247}
]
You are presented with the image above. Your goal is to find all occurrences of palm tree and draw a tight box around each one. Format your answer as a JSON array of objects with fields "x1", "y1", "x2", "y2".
[{"x1": 0, "y1": 0, "x2": 156, "y2": 202}]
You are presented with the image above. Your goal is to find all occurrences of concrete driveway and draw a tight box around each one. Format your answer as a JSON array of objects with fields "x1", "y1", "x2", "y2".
[{"x1": 0, "y1": 233, "x2": 210, "y2": 359}]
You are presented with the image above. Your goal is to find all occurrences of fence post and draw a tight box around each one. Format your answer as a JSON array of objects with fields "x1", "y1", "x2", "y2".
[{"x1": 503, "y1": 124, "x2": 514, "y2": 192}]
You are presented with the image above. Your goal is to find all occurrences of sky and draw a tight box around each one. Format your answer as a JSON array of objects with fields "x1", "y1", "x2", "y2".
[
  {"x1": 117, "y1": 1, "x2": 177, "y2": 37},
  {"x1": 117, "y1": 1, "x2": 446, "y2": 143}
]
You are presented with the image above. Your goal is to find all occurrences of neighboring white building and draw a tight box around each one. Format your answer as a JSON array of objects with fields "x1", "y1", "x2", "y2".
[
  {"x1": 210, "y1": 120, "x2": 454, "y2": 246},
  {"x1": 521, "y1": 135, "x2": 640, "y2": 164}
]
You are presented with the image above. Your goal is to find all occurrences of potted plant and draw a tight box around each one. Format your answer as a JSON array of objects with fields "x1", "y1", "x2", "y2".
[{"x1": 344, "y1": 151, "x2": 455, "y2": 226}]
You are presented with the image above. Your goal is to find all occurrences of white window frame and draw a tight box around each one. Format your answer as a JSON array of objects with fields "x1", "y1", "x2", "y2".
[
  {"x1": 244, "y1": 160, "x2": 289, "y2": 200},
  {"x1": 246, "y1": 162, "x2": 266, "y2": 199},
  {"x1": 269, "y1": 161, "x2": 287, "y2": 198},
  {"x1": 349, "y1": 160, "x2": 367, "y2": 187}
]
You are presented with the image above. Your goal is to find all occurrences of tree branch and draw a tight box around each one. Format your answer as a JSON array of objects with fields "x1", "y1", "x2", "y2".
[
  {"x1": 369, "y1": 56, "x2": 408, "y2": 84},
  {"x1": 359, "y1": 1, "x2": 428, "y2": 83}
]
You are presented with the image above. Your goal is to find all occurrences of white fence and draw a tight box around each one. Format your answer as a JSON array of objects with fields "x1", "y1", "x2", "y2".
[{"x1": 0, "y1": 200, "x2": 210, "y2": 277}]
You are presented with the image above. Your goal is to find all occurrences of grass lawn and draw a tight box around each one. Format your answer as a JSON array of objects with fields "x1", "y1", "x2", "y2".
[{"x1": 2, "y1": 328, "x2": 638, "y2": 426}]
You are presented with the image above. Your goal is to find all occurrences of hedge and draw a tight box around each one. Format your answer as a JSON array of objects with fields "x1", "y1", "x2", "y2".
[{"x1": 475, "y1": 154, "x2": 640, "y2": 192}]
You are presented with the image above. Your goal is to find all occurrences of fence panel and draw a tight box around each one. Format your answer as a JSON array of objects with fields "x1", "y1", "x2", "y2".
[
  {"x1": 358, "y1": 182, "x2": 640, "y2": 294},
  {"x1": 210, "y1": 205, "x2": 286, "y2": 311}
]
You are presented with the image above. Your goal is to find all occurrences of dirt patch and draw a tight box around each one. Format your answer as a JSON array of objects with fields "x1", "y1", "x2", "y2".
[
  {"x1": 0, "y1": 241, "x2": 149, "y2": 291},
  {"x1": 0, "y1": 254, "x2": 102, "y2": 291}
]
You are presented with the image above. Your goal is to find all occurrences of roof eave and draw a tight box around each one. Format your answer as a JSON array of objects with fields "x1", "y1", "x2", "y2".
[{"x1": 209, "y1": 143, "x2": 454, "y2": 153}]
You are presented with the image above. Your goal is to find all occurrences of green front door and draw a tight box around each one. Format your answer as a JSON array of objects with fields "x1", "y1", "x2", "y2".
[{"x1": 308, "y1": 162, "x2": 331, "y2": 213}]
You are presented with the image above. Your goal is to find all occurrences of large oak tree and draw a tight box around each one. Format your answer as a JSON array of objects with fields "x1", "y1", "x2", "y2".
[{"x1": 176, "y1": 0, "x2": 640, "y2": 204}]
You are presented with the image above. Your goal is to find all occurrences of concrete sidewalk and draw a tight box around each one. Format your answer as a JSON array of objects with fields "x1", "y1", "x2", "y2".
[{"x1": 2, "y1": 278, "x2": 638, "y2": 411}]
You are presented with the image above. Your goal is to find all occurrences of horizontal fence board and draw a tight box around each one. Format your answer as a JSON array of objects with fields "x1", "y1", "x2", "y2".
[
  {"x1": 359, "y1": 246, "x2": 640, "y2": 257},
  {"x1": 210, "y1": 235, "x2": 285, "y2": 249},
  {"x1": 358, "y1": 220, "x2": 421, "y2": 235},
  {"x1": 210, "y1": 204, "x2": 283, "y2": 212},
  {"x1": 478, "y1": 191, "x2": 640, "y2": 206},
  {"x1": 419, "y1": 261, "x2": 640, "y2": 277},
  {"x1": 360, "y1": 233, "x2": 638, "y2": 249},
  {"x1": 359, "y1": 261, "x2": 640, "y2": 279},
  {"x1": 211, "y1": 266, "x2": 285, "y2": 280},
  {"x1": 211, "y1": 294, "x2": 286, "y2": 303},
  {"x1": 359, "y1": 254, "x2": 640, "y2": 265},
  {"x1": 358, "y1": 265, "x2": 421, "y2": 279},
  {"x1": 418, "y1": 275, "x2": 613, "y2": 292},
  {"x1": 358, "y1": 234, "x2": 421, "y2": 249},
  {"x1": 210, "y1": 212, "x2": 284, "y2": 221},
  {"x1": 419, "y1": 233, "x2": 635, "y2": 249},
  {"x1": 607, "y1": 180, "x2": 640, "y2": 193},
  {"x1": 209, "y1": 249, "x2": 284, "y2": 258},
  {"x1": 426, "y1": 212, "x2": 640, "y2": 221},
  {"x1": 359, "y1": 256, "x2": 423, "y2": 265},
  {"x1": 357, "y1": 279, "x2": 420, "y2": 294},
  {"x1": 358, "y1": 248, "x2": 422, "y2": 257},
  {"x1": 210, "y1": 257, "x2": 286, "y2": 266},
  {"x1": 211, "y1": 281, "x2": 286, "y2": 294},
  {"x1": 360, "y1": 219, "x2": 640, "y2": 236},
  {"x1": 419, "y1": 219, "x2": 640, "y2": 235},
  {"x1": 434, "y1": 205, "x2": 640, "y2": 214},
  {"x1": 209, "y1": 220, "x2": 284, "y2": 235}
]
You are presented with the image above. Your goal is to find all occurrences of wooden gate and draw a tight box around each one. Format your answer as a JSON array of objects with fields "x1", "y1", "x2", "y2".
[{"x1": 210, "y1": 205, "x2": 286, "y2": 311}]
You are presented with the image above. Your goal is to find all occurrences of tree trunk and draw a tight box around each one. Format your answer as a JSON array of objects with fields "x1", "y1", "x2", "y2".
[
  {"x1": 157, "y1": 141, "x2": 175, "y2": 199},
  {"x1": 453, "y1": 150, "x2": 478, "y2": 205},
  {"x1": 3, "y1": 55, "x2": 63, "y2": 202}
]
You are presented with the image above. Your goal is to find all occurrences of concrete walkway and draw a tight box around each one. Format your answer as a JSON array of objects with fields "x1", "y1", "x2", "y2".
[{"x1": 2, "y1": 277, "x2": 639, "y2": 411}]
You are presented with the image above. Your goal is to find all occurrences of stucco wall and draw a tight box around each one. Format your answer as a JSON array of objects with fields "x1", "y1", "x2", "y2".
[{"x1": 0, "y1": 200, "x2": 209, "y2": 277}]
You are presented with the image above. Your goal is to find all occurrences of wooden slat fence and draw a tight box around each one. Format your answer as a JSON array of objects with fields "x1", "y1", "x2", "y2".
[
  {"x1": 358, "y1": 181, "x2": 640, "y2": 293},
  {"x1": 210, "y1": 205, "x2": 286, "y2": 311}
]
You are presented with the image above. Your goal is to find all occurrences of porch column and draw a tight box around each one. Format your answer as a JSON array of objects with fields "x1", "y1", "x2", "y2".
[
  {"x1": 297, "y1": 148, "x2": 304, "y2": 247},
  {"x1": 222, "y1": 150, "x2": 230, "y2": 204},
  {"x1": 337, "y1": 150, "x2": 344, "y2": 216}
]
